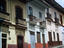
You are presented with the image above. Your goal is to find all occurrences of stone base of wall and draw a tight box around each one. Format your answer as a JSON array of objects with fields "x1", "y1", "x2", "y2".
[
  {"x1": 24, "y1": 43, "x2": 31, "y2": 48},
  {"x1": 8, "y1": 43, "x2": 49, "y2": 48},
  {"x1": 35, "y1": 43, "x2": 43, "y2": 48},
  {"x1": 35, "y1": 43, "x2": 49, "y2": 48},
  {"x1": 48, "y1": 41, "x2": 62, "y2": 48},
  {"x1": 45, "y1": 43, "x2": 48, "y2": 48},
  {"x1": 8, "y1": 43, "x2": 31, "y2": 48},
  {"x1": 8, "y1": 44, "x2": 17, "y2": 48}
]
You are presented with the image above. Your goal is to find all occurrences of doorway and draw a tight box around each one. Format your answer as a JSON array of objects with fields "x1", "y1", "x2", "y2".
[
  {"x1": 17, "y1": 35, "x2": 24, "y2": 48},
  {"x1": 42, "y1": 34, "x2": 45, "y2": 48},
  {"x1": 2, "y1": 34, "x2": 7, "y2": 48},
  {"x1": 2, "y1": 39, "x2": 7, "y2": 48},
  {"x1": 30, "y1": 32, "x2": 35, "y2": 48}
]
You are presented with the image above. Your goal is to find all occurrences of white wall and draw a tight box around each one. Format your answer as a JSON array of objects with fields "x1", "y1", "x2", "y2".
[
  {"x1": 45, "y1": 8, "x2": 62, "y2": 42},
  {"x1": 27, "y1": 2, "x2": 45, "y2": 21},
  {"x1": 26, "y1": 2, "x2": 46, "y2": 44},
  {"x1": 60, "y1": 27, "x2": 64, "y2": 44}
]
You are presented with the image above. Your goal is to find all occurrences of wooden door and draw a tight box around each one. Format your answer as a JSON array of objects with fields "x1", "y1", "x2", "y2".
[
  {"x1": 42, "y1": 34, "x2": 45, "y2": 48},
  {"x1": 2, "y1": 34, "x2": 7, "y2": 48},
  {"x1": 2, "y1": 39, "x2": 7, "y2": 48},
  {"x1": 17, "y1": 36, "x2": 23, "y2": 48}
]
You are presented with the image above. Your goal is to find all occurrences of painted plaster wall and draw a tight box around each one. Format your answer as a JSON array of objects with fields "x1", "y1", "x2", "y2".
[
  {"x1": 25, "y1": 2, "x2": 46, "y2": 45},
  {"x1": 62, "y1": 16, "x2": 64, "y2": 26},
  {"x1": 61, "y1": 27, "x2": 64, "y2": 44},
  {"x1": 45, "y1": 8, "x2": 63, "y2": 43},
  {"x1": 7, "y1": 0, "x2": 27, "y2": 24},
  {"x1": 27, "y1": 2, "x2": 45, "y2": 21},
  {"x1": 3, "y1": 0, "x2": 27, "y2": 46}
]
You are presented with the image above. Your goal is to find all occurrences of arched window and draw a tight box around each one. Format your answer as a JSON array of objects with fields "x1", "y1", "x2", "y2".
[
  {"x1": 0, "y1": 0, "x2": 6, "y2": 12},
  {"x1": 15, "y1": 6, "x2": 23, "y2": 19}
]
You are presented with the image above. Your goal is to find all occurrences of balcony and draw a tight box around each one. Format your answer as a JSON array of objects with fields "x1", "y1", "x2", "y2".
[
  {"x1": 29, "y1": 24, "x2": 35, "y2": 30},
  {"x1": 55, "y1": 17, "x2": 59, "y2": 24},
  {"x1": 16, "y1": 18, "x2": 27, "y2": 29},
  {"x1": 48, "y1": 41, "x2": 62, "y2": 47},
  {"x1": 39, "y1": 21, "x2": 46, "y2": 29},
  {"x1": 46, "y1": 12, "x2": 52, "y2": 21},
  {"x1": 0, "y1": 11, "x2": 10, "y2": 25},
  {"x1": 29, "y1": 15, "x2": 37, "y2": 25},
  {"x1": 0, "y1": 11, "x2": 9, "y2": 21}
]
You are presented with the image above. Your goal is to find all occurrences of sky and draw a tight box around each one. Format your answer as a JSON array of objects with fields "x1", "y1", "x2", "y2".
[{"x1": 55, "y1": 0, "x2": 64, "y2": 8}]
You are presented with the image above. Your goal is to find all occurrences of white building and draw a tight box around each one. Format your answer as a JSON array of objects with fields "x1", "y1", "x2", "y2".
[{"x1": 25, "y1": 0, "x2": 49, "y2": 48}]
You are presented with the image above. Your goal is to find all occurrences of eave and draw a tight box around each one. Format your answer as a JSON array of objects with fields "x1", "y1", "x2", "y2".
[{"x1": 45, "y1": 0, "x2": 64, "y2": 14}]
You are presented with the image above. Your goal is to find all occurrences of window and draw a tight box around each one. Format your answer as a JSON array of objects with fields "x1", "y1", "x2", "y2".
[
  {"x1": 0, "y1": 0, "x2": 6, "y2": 12},
  {"x1": 47, "y1": 8, "x2": 49, "y2": 13},
  {"x1": 39, "y1": 12, "x2": 42, "y2": 18},
  {"x1": 2, "y1": 34, "x2": 7, "y2": 48},
  {"x1": 42, "y1": 34, "x2": 45, "y2": 48},
  {"x1": 57, "y1": 33, "x2": 59, "y2": 41},
  {"x1": 37, "y1": 32, "x2": 41, "y2": 43},
  {"x1": 48, "y1": 32, "x2": 52, "y2": 41},
  {"x1": 54, "y1": 12, "x2": 57, "y2": 18},
  {"x1": 53, "y1": 32, "x2": 55, "y2": 41},
  {"x1": 60, "y1": 15, "x2": 63, "y2": 24},
  {"x1": 29, "y1": 6, "x2": 33, "y2": 15},
  {"x1": 15, "y1": 6, "x2": 23, "y2": 19}
]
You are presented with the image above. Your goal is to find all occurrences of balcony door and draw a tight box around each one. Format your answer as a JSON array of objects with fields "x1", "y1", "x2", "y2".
[
  {"x1": 30, "y1": 32, "x2": 35, "y2": 48},
  {"x1": 42, "y1": 34, "x2": 45, "y2": 48},
  {"x1": 17, "y1": 35, "x2": 23, "y2": 48}
]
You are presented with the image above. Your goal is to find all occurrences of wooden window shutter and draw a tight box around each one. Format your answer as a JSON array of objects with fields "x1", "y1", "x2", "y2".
[
  {"x1": 57, "y1": 33, "x2": 59, "y2": 41},
  {"x1": 48, "y1": 32, "x2": 52, "y2": 41},
  {"x1": 60, "y1": 15, "x2": 63, "y2": 25},
  {"x1": 0, "y1": 0, "x2": 6, "y2": 12},
  {"x1": 37, "y1": 32, "x2": 41, "y2": 43},
  {"x1": 53, "y1": 32, "x2": 55, "y2": 41},
  {"x1": 15, "y1": 6, "x2": 23, "y2": 19}
]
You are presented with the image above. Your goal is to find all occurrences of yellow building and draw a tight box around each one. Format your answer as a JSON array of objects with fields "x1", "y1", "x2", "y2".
[{"x1": 0, "y1": 0, "x2": 27, "y2": 48}]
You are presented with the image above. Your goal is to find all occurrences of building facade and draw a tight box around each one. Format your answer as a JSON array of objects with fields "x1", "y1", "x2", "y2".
[
  {"x1": 0, "y1": 0, "x2": 49, "y2": 48},
  {"x1": 26, "y1": 0, "x2": 49, "y2": 48},
  {"x1": 60, "y1": 14, "x2": 64, "y2": 45},
  {"x1": 0, "y1": 0, "x2": 27, "y2": 48},
  {"x1": 45, "y1": 8, "x2": 63, "y2": 48},
  {"x1": 0, "y1": 0, "x2": 64, "y2": 48}
]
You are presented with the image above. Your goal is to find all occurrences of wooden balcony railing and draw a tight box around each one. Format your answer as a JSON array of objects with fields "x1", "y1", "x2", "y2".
[
  {"x1": 40, "y1": 21, "x2": 46, "y2": 29},
  {"x1": 16, "y1": 18, "x2": 27, "y2": 28},
  {"x1": 29, "y1": 15, "x2": 37, "y2": 25},
  {"x1": 0, "y1": 11, "x2": 9, "y2": 21},
  {"x1": 46, "y1": 12, "x2": 52, "y2": 21},
  {"x1": 48, "y1": 41, "x2": 62, "y2": 47},
  {"x1": 55, "y1": 17, "x2": 59, "y2": 24}
]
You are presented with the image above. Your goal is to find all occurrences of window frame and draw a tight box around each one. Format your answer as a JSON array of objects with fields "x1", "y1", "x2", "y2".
[
  {"x1": 53, "y1": 32, "x2": 55, "y2": 41},
  {"x1": 0, "y1": 0, "x2": 6, "y2": 12},
  {"x1": 39, "y1": 12, "x2": 42, "y2": 19},
  {"x1": 37, "y1": 32, "x2": 41, "y2": 43},
  {"x1": 15, "y1": 6, "x2": 23, "y2": 19},
  {"x1": 48, "y1": 32, "x2": 52, "y2": 41},
  {"x1": 29, "y1": 6, "x2": 33, "y2": 16}
]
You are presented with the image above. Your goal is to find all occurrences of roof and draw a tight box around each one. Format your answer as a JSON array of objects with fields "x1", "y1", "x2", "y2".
[{"x1": 45, "y1": 0, "x2": 64, "y2": 14}]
